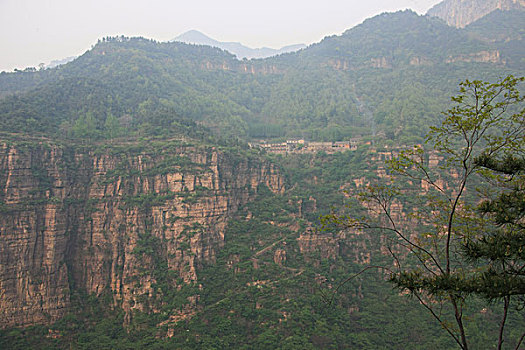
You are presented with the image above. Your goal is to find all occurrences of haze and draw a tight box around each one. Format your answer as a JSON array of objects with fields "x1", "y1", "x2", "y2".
[{"x1": 0, "y1": 0, "x2": 441, "y2": 72}]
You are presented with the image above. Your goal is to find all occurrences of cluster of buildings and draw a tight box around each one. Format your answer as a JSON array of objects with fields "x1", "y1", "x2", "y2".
[{"x1": 250, "y1": 139, "x2": 359, "y2": 154}]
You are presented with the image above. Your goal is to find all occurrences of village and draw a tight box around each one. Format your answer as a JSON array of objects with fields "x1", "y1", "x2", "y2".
[{"x1": 250, "y1": 139, "x2": 360, "y2": 154}]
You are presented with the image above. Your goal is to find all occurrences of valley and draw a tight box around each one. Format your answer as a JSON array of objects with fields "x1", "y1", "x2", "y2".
[{"x1": 0, "y1": 1, "x2": 523, "y2": 348}]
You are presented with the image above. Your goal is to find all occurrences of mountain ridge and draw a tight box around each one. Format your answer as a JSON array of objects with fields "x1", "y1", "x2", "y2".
[
  {"x1": 0, "y1": 7, "x2": 524, "y2": 348},
  {"x1": 427, "y1": 0, "x2": 524, "y2": 27},
  {"x1": 172, "y1": 30, "x2": 306, "y2": 59},
  {"x1": 0, "y1": 10, "x2": 519, "y2": 144}
]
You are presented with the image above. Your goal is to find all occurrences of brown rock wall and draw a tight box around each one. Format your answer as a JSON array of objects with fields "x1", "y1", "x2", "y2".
[
  {"x1": 0, "y1": 144, "x2": 78, "y2": 328},
  {"x1": 0, "y1": 141, "x2": 283, "y2": 328}
]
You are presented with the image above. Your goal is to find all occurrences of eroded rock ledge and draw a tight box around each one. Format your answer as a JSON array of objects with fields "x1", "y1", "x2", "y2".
[{"x1": 0, "y1": 140, "x2": 283, "y2": 328}]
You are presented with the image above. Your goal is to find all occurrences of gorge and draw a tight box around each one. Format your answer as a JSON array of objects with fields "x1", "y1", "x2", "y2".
[{"x1": 0, "y1": 1, "x2": 524, "y2": 348}]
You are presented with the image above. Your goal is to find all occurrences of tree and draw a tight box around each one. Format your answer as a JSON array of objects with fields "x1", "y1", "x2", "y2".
[
  {"x1": 466, "y1": 154, "x2": 525, "y2": 300},
  {"x1": 104, "y1": 112, "x2": 122, "y2": 140},
  {"x1": 459, "y1": 153, "x2": 525, "y2": 349},
  {"x1": 326, "y1": 75, "x2": 524, "y2": 349},
  {"x1": 72, "y1": 111, "x2": 99, "y2": 140}
]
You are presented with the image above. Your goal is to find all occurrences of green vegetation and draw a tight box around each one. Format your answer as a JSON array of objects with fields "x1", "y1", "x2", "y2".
[
  {"x1": 0, "y1": 8, "x2": 524, "y2": 350},
  {"x1": 327, "y1": 76, "x2": 525, "y2": 349},
  {"x1": 1, "y1": 148, "x2": 520, "y2": 348},
  {"x1": 464, "y1": 9, "x2": 525, "y2": 70},
  {"x1": 0, "y1": 11, "x2": 522, "y2": 143}
]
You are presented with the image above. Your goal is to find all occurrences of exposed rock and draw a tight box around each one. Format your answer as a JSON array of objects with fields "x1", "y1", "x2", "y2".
[
  {"x1": 445, "y1": 50, "x2": 502, "y2": 63},
  {"x1": 369, "y1": 57, "x2": 392, "y2": 69},
  {"x1": 427, "y1": 0, "x2": 524, "y2": 28},
  {"x1": 0, "y1": 141, "x2": 284, "y2": 328},
  {"x1": 297, "y1": 229, "x2": 341, "y2": 261},
  {"x1": 273, "y1": 249, "x2": 287, "y2": 266},
  {"x1": 326, "y1": 59, "x2": 350, "y2": 71},
  {"x1": 238, "y1": 63, "x2": 283, "y2": 75},
  {"x1": 353, "y1": 177, "x2": 366, "y2": 188},
  {"x1": 409, "y1": 56, "x2": 433, "y2": 66},
  {"x1": 428, "y1": 152, "x2": 443, "y2": 168}
]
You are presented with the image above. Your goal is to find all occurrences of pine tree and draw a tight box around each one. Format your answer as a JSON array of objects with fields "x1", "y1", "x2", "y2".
[{"x1": 327, "y1": 75, "x2": 524, "y2": 350}]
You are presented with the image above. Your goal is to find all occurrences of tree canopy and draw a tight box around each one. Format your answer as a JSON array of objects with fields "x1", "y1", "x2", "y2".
[{"x1": 327, "y1": 75, "x2": 525, "y2": 350}]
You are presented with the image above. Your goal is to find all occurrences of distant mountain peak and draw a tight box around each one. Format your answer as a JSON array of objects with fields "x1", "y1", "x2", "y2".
[
  {"x1": 173, "y1": 30, "x2": 220, "y2": 47},
  {"x1": 427, "y1": 0, "x2": 524, "y2": 28},
  {"x1": 171, "y1": 30, "x2": 306, "y2": 59}
]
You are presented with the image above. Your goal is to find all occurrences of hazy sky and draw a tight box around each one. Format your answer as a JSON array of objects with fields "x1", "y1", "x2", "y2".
[{"x1": 0, "y1": 0, "x2": 441, "y2": 72}]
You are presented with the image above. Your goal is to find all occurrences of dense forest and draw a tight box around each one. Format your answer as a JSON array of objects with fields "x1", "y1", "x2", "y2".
[
  {"x1": 0, "y1": 10, "x2": 522, "y2": 143},
  {"x1": 0, "y1": 7, "x2": 524, "y2": 350}
]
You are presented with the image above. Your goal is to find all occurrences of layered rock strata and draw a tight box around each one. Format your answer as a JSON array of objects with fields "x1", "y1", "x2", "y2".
[{"x1": 0, "y1": 140, "x2": 283, "y2": 328}]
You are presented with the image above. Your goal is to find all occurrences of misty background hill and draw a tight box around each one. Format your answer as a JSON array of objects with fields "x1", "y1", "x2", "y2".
[{"x1": 172, "y1": 30, "x2": 306, "y2": 59}]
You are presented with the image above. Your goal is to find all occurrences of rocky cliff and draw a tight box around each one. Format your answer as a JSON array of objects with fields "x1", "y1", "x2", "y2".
[
  {"x1": 427, "y1": 0, "x2": 524, "y2": 28},
  {"x1": 0, "y1": 139, "x2": 283, "y2": 328}
]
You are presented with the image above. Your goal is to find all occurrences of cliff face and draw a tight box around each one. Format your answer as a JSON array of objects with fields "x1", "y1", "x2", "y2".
[
  {"x1": 0, "y1": 140, "x2": 283, "y2": 328},
  {"x1": 427, "y1": 0, "x2": 524, "y2": 28}
]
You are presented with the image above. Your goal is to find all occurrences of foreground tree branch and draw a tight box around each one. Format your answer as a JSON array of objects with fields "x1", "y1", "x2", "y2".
[{"x1": 326, "y1": 75, "x2": 524, "y2": 349}]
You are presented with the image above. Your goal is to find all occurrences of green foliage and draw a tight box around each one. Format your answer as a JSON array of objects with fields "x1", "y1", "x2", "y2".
[
  {"x1": 104, "y1": 113, "x2": 123, "y2": 139},
  {"x1": 464, "y1": 9, "x2": 525, "y2": 70},
  {"x1": 0, "y1": 9, "x2": 524, "y2": 350},
  {"x1": 133, "y1": 231, "x2": 160, "y2": 256},
  {"x1": 1, "y1": 143, "x2": 521, "y2": 349},
  {"x1": 72, "y1": 112, "x2": 99, "y2": 140},
  {"x1": 0, "y1": 12, "x2": 521, "y2": 142},
  {"x1": 330, "y1": 75, "x2": 525, "y2": 350},
  {"x1": 457, "y1": 154, "x2": 525, "y2": 301}
]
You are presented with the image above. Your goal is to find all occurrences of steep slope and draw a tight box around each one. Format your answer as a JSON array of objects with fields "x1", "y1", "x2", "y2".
[
  {"x1": 299, "y1": 10, "x2": 492, "y2": 66},
  {"x1": 0, "y1": 38, "x2": 256, "y2": 139},
  {"x1": 0, "y1": 9, "x2": 523, "y2": 347},
  {"x1": 464, "y1": 8, "x2": 525, "y2": 68},
  {"x1": 427, "y1": 0, "x2": 524, "y2": 28},
  {"x1": 257, "y1": 10, "x2": 514, "y2": 141},
  {"x1": 0, "y1": 137, "x2": 283, "y2": 328},
  {"x1": 2, "y1": 144, "x2": 520, "y2": 349}
]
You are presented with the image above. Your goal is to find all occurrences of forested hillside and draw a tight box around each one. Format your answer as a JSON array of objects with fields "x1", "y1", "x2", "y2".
[
  {"x1": 464, "y1": 9, "x2": 525, "y2": 69},
  {"x1": 0, "y1": 11, "x2": 521, "y2": 143},
  {"x1": 0, "y1": 7, "x2": 523, "y2": 350}
]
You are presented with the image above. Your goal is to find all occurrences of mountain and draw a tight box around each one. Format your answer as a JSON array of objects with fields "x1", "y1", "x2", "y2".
[
  {"x1": 1, "y1": 11, "x2": 517, "y2": 144},
  {"x1": 172, "y1": 29, "x2": 306, "y2": 59},
  {"x1": 46, "y1": 56, "x2": 77, "y2": 69},
  {"x1": 465, "y1": 8, "x2": 525, "y2": 42},
  {"x1": 427, "y1": 0, "x2": 524, "y2": 28},
  {"x1": 0, "y1": 9, "x2": 523, "y2": 349},
  {"x1": 464, "y1": 8, "x2": 525, "y2": 67}
]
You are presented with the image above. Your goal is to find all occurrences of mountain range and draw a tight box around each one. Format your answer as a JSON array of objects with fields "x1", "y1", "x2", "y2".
[
  {"x1": 0, "y1": 9, "x2": 522, "y2": 142},
  {"x1": 22, "y1": 0, "x2": 523, "y2": 70},
  {"x1": 0, "y1": 1, "x2": 524, "y2": 348},
  {"x1": 172, "y1": 30, "x2": 306, "y2": 59}
]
